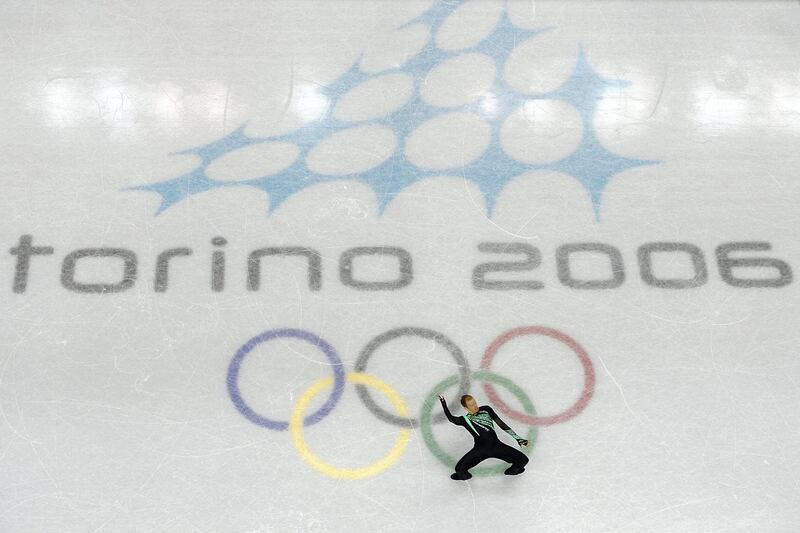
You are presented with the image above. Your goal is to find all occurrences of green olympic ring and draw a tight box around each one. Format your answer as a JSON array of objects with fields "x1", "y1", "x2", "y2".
[{"x1": 420, "y1": 369, "x2": 538, "y2": 476}]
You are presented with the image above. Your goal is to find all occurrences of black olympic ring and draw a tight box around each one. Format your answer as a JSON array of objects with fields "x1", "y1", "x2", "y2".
[{"x1": 352, "y1": 327, "x2": 471, "y2": 428}]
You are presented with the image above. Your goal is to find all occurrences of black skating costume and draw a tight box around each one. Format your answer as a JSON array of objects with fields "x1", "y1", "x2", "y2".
[{"x1": 439, "y1": 396, "x2": 529, "y2": 480}]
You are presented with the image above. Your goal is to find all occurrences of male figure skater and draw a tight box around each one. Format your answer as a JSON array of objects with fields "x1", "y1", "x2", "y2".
[{"x1": 438, "y1": 393, "x2": 530, "y2": 480}]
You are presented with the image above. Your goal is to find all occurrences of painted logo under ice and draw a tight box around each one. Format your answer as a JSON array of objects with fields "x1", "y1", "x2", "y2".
[{"x1": 123, "y1": 0, "x2": 658, "y2": 221}]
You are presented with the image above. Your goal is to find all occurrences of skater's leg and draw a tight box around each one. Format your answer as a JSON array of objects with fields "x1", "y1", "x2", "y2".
[
  {"x1": 452, "y1": 447, "x2": 490, "y2": 479},
  {"x1": 490, "y1": 442, "x2": 529, "y2": 474}
]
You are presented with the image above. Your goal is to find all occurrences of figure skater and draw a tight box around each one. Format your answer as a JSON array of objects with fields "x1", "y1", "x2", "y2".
[{"x1": 438, "y1": 393, "x2": 530, "y2": 480}]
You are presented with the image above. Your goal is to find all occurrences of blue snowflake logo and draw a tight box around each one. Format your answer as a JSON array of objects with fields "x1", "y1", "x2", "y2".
[{"x1": 122, "y1": 0, "x2": 658, "y2": 222}]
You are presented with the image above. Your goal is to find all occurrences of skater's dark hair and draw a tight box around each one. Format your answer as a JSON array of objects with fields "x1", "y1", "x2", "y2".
[{"x1": 460, "y1": 394, "x2": 474, "y2": 407}]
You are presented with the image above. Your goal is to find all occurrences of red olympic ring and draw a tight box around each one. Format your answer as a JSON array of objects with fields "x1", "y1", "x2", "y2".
[{"x1": 480, "y1": 326, "x2": 595, "y2": 426}]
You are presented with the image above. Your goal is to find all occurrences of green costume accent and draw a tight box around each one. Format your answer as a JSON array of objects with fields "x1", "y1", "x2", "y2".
[
  {"x1": 462, "y1": 415, "x2": 478, "y2": 436},
  {"x1": 465, "y1": 409, "x2": 524, "y2": 443}
]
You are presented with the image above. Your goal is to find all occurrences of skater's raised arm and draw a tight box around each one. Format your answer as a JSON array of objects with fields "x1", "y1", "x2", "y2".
[
  {"x1": 485, "y1": 405, "x2": 528, "y2": 446},
  {"x1": 437, "y1": 395, "x2": 464, "y2": 426}
]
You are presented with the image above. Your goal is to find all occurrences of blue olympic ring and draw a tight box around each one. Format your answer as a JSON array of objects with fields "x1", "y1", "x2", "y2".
[{"x1": 226, "y1": 328, "x2": 345, "y2": 430}]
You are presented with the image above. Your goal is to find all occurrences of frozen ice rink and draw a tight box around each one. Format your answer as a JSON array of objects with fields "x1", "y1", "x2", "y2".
[{"x1": 2, "y1": 0, "x2": 800, "y2": 531}]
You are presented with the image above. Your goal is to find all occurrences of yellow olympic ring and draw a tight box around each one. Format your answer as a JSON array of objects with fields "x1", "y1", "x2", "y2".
[{"x1": 289, "y1": 372, "x2": 411, "y2": 480}]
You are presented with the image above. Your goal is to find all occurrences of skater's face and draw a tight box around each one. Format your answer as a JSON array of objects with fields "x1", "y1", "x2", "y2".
[{"x1": 464, "y1": 396, "x2": 478, "y2": 414}]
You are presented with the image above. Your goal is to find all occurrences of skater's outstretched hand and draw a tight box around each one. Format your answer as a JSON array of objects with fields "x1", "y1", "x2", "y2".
[
  {"x1": 438, "y1": 394, "x2": 460, "y2": 424},
  {"x1": 517, "y1": 438, "x2": 530, "y2": 447}
]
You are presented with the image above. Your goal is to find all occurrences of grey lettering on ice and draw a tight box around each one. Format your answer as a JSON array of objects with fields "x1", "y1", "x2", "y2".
[
  {"x1": 638, "y1": 242, "x2": 707, "y2": 288},
  {"x1": 716, "y1": 242, "x2": 792, "y2": 288},
  {"x1": 556, "y1": 242, "x2": 624, "y2": 289},
  {"x1": 10, "y1": 234, "x2": 54, "y2": 293},
  {"x1": 61, "y1": 248, "x2": 137, "y2": 293},
  {"x1": 339, "y1": 246, "x2": 412, "y2": 290},
  {"x1": 211, "y1": 236, "x2": 226, "y2": 292},
  {"x1": 154, "y1": 248, "x2": 193, "y2": 292},
  {"x1": 248, "y1": 247, "x2": 322, "y2": 291},
  {"x1": 473, "y1": 242, "x2": 544, "y2": 290}
]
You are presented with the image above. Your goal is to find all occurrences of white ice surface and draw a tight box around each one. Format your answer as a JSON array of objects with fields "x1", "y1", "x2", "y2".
[{"x1": 1, "y1": 1, "x2": 800, "y2": 532}]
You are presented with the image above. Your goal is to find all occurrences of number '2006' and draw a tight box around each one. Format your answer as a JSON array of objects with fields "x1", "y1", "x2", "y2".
[{"x1": 472, "y1": 241, "x2": 792, "y2": 290}]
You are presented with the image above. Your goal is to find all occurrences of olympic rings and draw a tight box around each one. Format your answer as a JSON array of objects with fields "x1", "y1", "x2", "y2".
[
  {"x1": 420, "y1": 370, "x2": 538, "y2": 476},
  {"x1": 290, "y1": 372, "x2": 411, "y2": 480},
  {"x1": 227, "y1": 328, "x2": 345, "y2": 430},
  {"x1": 227, "y1": 325, "x2": 595, "y2": 479},
  {"x1": 480, "y1": 326, "x2": 595, "y2": 426},
  {"x1": 354, "y1": 327, "x2": 470, "y2": 428}
]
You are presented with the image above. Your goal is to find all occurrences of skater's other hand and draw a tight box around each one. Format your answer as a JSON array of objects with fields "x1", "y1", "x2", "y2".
[
  {"x1": 437, "y1": 394, "x2": 445, "y2": 402},
  {"x1": 518, "y1": 439, "x2": 529, "y2": 447}
]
